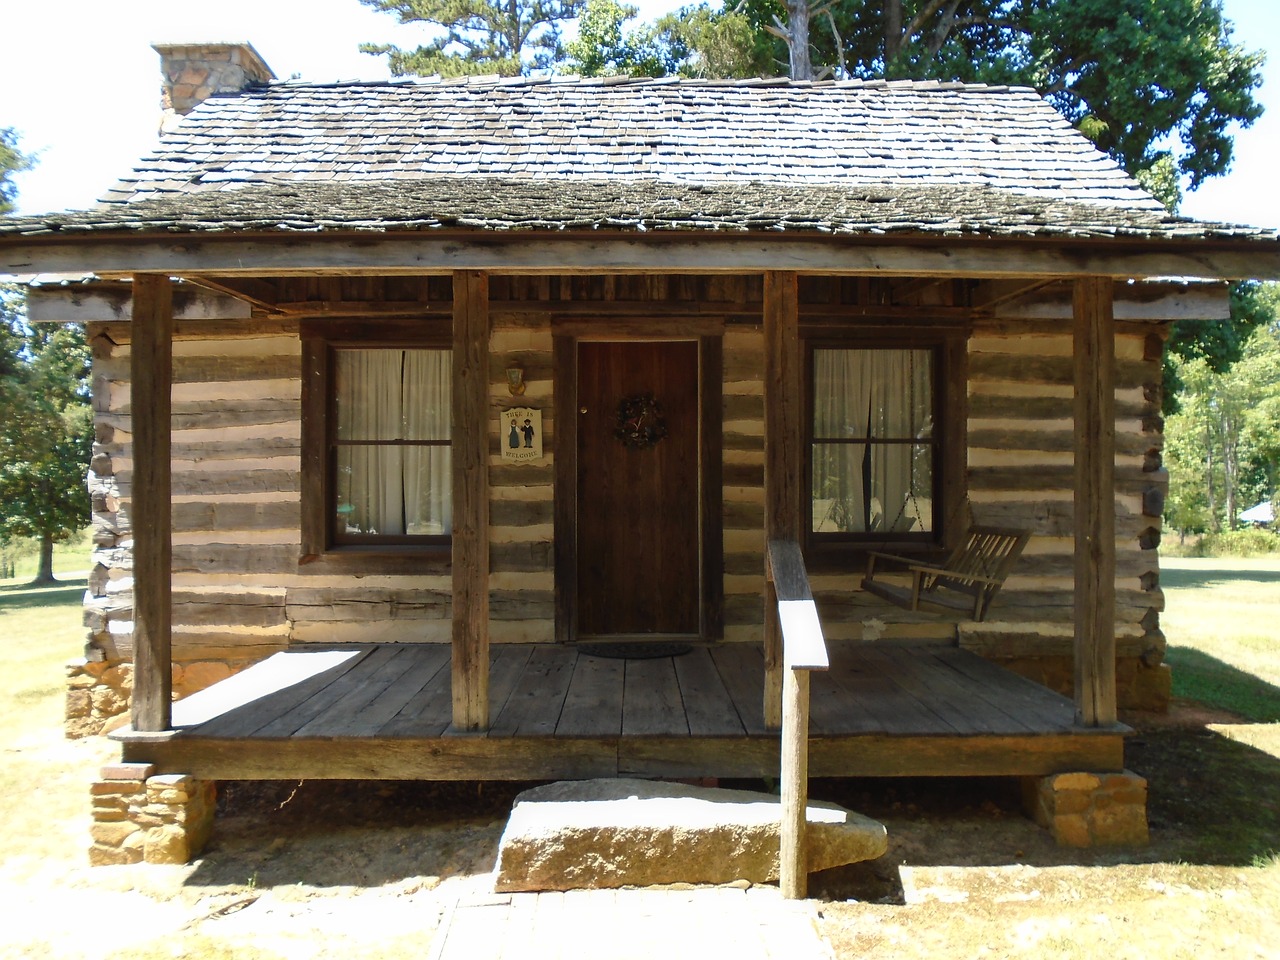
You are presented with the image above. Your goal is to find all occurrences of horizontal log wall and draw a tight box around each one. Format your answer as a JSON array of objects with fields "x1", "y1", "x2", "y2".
[
  {"x1": 86, "y1": 315, "x2": 457, "y2": 666},
  {"x1": 487, "y1": 278, "x2": 556, "y2": 643},
  {"x1": 84, "y1": 278, "x2": 1171, "y2": 705},
  {"x1": 723, "y1": 324, "x2": 767, "y2": 641},
  {"x1": 961, "y1": 321, "x2": 1166, "y2": 670}
]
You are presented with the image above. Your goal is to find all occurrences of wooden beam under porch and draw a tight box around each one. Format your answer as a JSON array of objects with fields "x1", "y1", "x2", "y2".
[{"x1": 114, "y1": 642, "x2": 1127, "y2": 782}]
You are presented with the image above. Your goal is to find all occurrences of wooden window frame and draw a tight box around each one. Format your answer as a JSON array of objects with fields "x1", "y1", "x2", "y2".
[
  {"x1": 801, "y1": 327, "x2": 967, "y2": 569},
  {"x1": 301, "y1": 319, "x2": 453, "y2": 573}
]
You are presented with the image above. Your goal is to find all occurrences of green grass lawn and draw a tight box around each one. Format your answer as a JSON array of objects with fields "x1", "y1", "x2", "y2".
[
  {"x1": 0, "y1": 575, "x2": 112, "y2": 869},
  {"x1": 1160, "y1": 557, "x2": 1280, "y2": 722},
  {"x1": 0, "y1": 528, "x2": 94, "y2": 584}
]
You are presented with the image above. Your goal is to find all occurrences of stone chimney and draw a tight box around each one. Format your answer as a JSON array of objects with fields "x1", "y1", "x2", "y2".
[{"x1": 152, "y1": 42, "x2": 275, "y2": 132}]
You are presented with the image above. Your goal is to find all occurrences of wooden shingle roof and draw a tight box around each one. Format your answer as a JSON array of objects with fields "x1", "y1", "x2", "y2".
[
  {"x1": 102, "y1": 76, "x2": 1157, "y2": 206},
  {"x1": 3, "y1": 76, "x2": 1276, "y2": 243}
]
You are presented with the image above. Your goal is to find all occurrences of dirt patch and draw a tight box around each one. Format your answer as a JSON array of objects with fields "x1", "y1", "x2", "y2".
[{"x1": 2, "y1": 702, "x2": 1277, "y2": 959}]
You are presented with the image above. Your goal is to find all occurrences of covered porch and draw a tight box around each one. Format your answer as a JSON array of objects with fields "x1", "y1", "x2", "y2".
[
  {"x1": 114, "y1": 640, "x2": 1125, "y2": 782},
  {"x1": 105, "y1": 260, "x2": 1139, "y2": 741}
]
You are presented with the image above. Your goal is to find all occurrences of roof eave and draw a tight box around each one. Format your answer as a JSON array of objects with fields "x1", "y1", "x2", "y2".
[{"x1": 4, "y1": 226, "x2": 1280, "y2": 283}]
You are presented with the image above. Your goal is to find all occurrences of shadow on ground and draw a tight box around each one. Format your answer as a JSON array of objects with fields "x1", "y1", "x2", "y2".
[
  {"x1": 180, "y1": 708, "x2": 1279, "y2": 900},
  {"x1": 1160, "y1": 565, "x2": 1280, "y2": 588},
  {"x1": 0, "y1": 578, "x2": 87, "y2": 610},
  {"x1": 185, "y1": 779, "x2": 540, "y2": 889},
  {"x1": 1164, "y1": 647, "x2": 1280, "y2": 722}
]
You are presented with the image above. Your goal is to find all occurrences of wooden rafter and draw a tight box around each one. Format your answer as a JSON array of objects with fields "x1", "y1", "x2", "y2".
[
  {"x1": 971, "y1": 278, "x2": 1060, "y2": 311},
  {"x1": 888, "y1": 276, "x2": 949, "y2": 304},
  {"x1": 186, "y1": 275, "x2": 282, "y2": 312}
]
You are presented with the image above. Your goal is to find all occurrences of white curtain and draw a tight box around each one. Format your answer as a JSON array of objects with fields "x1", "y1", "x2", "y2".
[
  {"x1": 812, "y1": 348, "x2": 932, "y2": 534},
  {"x1": 335, "y1": 348, "x2": 451, "y2": 537}
]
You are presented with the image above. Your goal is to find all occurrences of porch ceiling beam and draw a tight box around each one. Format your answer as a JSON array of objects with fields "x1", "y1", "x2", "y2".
[
  {"x1": 1073, "y1": 277, "x2": 1118, "y2": 728},
  {"x1": 129, "y1": 274, "x2": 174, "y2": 733},
  {"x1": 26, "y1": 283, "x2": 252, "y2": 324},
  {"x1": 6, "y1": 235, "x2": 1278, "y2": 282},
  {"x1": 976, "y1": 279, "x2": 1231, "y2": 322}
]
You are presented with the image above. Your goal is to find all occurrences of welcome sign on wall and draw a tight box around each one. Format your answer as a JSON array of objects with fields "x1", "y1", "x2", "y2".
[{"x1": 500, "y1": 407, "x2": 543, "y2": 462}]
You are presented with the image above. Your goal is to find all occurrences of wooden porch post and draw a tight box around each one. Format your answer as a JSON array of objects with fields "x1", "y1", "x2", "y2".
[
  {"x1": 452, "y1": 270, "x2": 490, "y2": 731},
  {"x1": 1073, "y1": 277, "x2": 1117, "y2": 727},
  {"x1": 763, "y1": 271, "x2": 801, "y2": 730},
  {"x1": 130, "y1": 274, "x2": 173, "y2": 733}
]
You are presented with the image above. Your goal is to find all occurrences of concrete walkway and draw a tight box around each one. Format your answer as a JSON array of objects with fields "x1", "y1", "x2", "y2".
[{"x1": 427, "y1": 885, "x2": 833, "y2": 960}]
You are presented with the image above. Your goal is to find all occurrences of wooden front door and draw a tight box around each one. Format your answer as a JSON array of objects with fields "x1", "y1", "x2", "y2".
[{"x1": 576, "y1": 341, "x2": 700, "y2": 637}]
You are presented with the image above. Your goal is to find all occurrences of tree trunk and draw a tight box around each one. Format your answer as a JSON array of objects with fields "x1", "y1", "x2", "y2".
[
  {"x1": 785, "y1": 0, "x2": 812, "y2": 80},
  {"x1": 1205, "y1": 429, "x2": 1219, "y2": 533},
  {"x1": 1222, "y1": 411, "x2": 1238, "y2": 530},
  {"x1": 34, "y1": 532, "x2": 55, "y2": 584},
  {"x1": 885, "y1": 0, "x2": 902, "y2": 68}
]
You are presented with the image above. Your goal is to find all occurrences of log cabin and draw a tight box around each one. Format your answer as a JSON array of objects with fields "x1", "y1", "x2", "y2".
[{"x1": 4, "y1": 42, "x2": 1279, "y2": 866}]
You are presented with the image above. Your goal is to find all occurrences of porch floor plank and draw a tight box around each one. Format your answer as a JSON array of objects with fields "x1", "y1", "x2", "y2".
[
  {"x1": 326, "y1": 644, "x2": 452, "y2": 737},
  {"x1": 198, "y1": 647, "x2": 375, "y2": 738},
  {"x1": 557, "y1": 653, "x2": 625, "y2": 737},
  {"x1": 489, "y1": 643, "x2": 577, "y2": 738},
  {"x1": 827, "y1": 647, "x2": 955, "y2": 736},
  {"x1": 622, "y1": 657, "x2": 689, "y2": 737},
  {"x1": 376, "y1": 646, "x2": 456, "y2": 738},
  {"x1": 487, "y1": 644, "x2": 538, "y2": 729},
  {"x1": 889, "y1": 646, "x2": 1044, "y2": 734},
  {"x1": 673, "y1": 647, "x2": 747, "y2": 736},
  {"x1": 256, "y1": 645, "x2": 403, "y2": 738},
  {"x1": 294, "y1": 645, "x2": 420, "y2": 737},
  {"x1": 807, "y1": 666, "x2": 884, "y2": 736},
  {"x1": 140, "y1": 641, "x2": 1127, "y2": 782},
  {"x1": 934, "y1": 648, "x2": 1076, "y2": 729},
  {"x1": 855, "y1": 646, "x2": 980, "y2": 735},
  {"x1": 706, "y1": 644, "x2": 769, "y2": 735}
]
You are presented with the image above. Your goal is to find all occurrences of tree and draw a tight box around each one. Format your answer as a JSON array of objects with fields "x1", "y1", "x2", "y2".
[
  {"x1": 360, "y1": 0, "x2": 585, "y2": 76},
  {"x1": 566, "y1": 0, "x2": 767, "y2": 79},
  {"x1": 1163, "y1": 293, "x2": 1280, "y2": 536},
  {"x1": 0, "y1": 131, "x2": 91, "y2": 584},
  {"x1": 1164, "y1": 280, "x2": 1278, "y2": 416},
  {"x1": 566, "y1": 0, "x2": 671, "y2": 77},
  {"x1": 739, "y1": 0, "x2": 1264, "y2": 189},
  {"x1": 654, "y1": 4, "x2": 768, "y2": 79},
  {"x1": 1, "y1": 127, "x2": 33, "y2": 215},
  {"x1": 0, "y1": 286, "x2": 93, "y2": 583}
]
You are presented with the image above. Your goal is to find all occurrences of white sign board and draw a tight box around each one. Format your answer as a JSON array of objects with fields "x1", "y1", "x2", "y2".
[{"x1": 500, "y1": 407, "x2": 543, "y2": 462}]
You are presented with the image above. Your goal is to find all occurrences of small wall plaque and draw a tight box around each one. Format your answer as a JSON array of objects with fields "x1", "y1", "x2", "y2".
[{"x1": 500, "y1": 407, "x2": 543, "y2": 462}]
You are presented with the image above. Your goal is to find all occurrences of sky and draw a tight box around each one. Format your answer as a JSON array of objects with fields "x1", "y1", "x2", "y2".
[{"x1": 2, "y1": 0, "x2": 1277, "y2": 227}]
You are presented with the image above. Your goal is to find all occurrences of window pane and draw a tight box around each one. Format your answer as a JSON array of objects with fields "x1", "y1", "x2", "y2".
[
  {"x1": 812, "y1": 442, "x2": 933, "y2": 534},
  {"x1": 335, "y1": 348, "x2": 450, "y2": 441},
  {"x1": 336, "y1": 445, "x2": 404, "y2": 536},
  {"x1": 332, "y1": 347, "x2": 451, "y2": 540},
  {"x1": 403, "y1": 446, "x2": 452, "y2": 535},
  {"x1": 335, "y1": 446, "x2": 453, "y2": 537},
  {"x1": 813, "y1": 348, "x2": 932, "y2": 441}
]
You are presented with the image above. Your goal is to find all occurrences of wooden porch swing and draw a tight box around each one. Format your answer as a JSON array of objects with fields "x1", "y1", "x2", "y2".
[{"x1": 860, "y1": 526, "x2": 1031, "y2": 623}]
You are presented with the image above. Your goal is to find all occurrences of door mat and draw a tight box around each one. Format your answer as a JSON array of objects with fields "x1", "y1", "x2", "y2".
[{"x1": 577, "y1": 642, "x2": 693, "y2": 660}]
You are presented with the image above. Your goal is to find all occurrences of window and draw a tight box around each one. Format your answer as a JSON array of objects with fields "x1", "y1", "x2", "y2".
[
  {"x1": 301, "y1": 325, "x2": 452, "y2": 561},
  {"x1": 807, "y1": 344, "x2": 943, "y2": 550},
  {"x1": 331, "y1": 348, "x2": 451, "y2": 544}
]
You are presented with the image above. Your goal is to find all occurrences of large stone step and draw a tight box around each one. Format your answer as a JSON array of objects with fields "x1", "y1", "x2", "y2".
[{"x1": 494, "y1": 778, "x2": 888, "y2": 893}]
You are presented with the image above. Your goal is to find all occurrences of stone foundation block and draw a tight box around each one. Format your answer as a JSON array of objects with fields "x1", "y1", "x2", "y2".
[
  {"x1": 88, "y1": 767, "x2": 217, "y2": 866},
  {"x1": 495, "y1": 778, "x2": 888, "y2": 892},
  {"x1": 1023, "y1": 769, "x2": 1148, "y2": 847}
]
